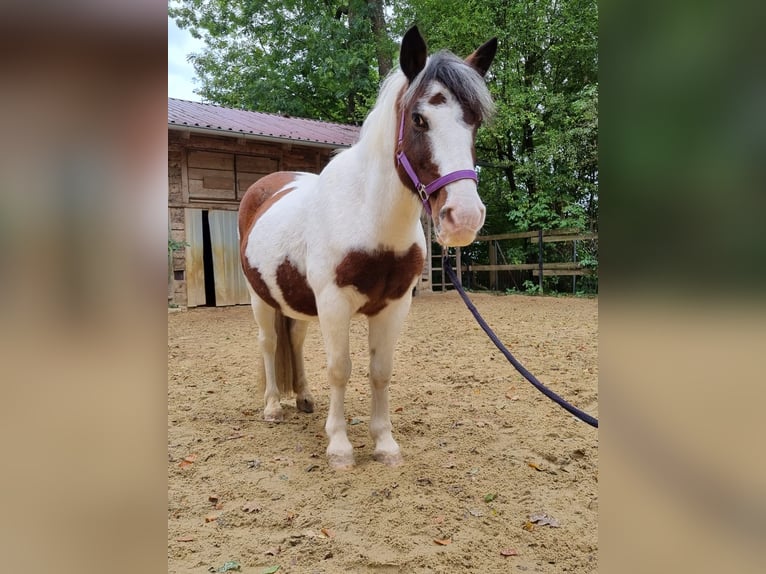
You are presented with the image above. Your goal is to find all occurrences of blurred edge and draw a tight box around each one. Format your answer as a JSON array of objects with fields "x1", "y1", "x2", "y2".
[
  {"x1": 0, "y1": 2, "x2": 167, "y2": 574},
  {"x1": 601, "y1": 1, "x2": 765, "y2": 574},
  {"x1": 0, "y1": 1, "x2": 765, "y2": 574}
]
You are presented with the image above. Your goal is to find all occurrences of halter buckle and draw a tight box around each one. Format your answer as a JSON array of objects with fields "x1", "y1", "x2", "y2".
[{"x1": 417, "y1": 183, "x2": 428, "y2": 202}]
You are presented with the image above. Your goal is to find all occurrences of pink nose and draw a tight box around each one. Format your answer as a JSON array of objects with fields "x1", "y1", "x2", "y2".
[{"x1": 438, "y1": 202, "x2": 486, "y2": 246}]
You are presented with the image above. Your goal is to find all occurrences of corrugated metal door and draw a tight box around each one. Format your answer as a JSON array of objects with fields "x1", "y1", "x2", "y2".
[
  {"x1": 208, "y1": 210, "x2": 250, "y2": 306},
  {"x1": 185, "y1": 209, "x2": 206, "y2": 306}
]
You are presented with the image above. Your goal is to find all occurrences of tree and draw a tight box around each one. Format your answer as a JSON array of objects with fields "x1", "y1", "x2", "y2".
[
  {"x1": 394, "y1": 0, "x2": 598, "y2": 234},
  {"x1": 169, "y1": 0, "x2": 394, "y2": 124},
  {"x1": 171, "y1": 0, "x2": 598, "y2": 289}
]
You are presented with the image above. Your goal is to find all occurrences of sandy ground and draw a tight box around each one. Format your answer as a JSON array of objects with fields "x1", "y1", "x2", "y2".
[{"x1": 168, "y1": 291, "x2": 598, "y2": 573}]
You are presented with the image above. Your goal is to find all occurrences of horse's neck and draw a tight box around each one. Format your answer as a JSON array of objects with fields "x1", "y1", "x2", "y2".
[{"x1": 353, "y1": 147, "x2": 422, "y2": 244}]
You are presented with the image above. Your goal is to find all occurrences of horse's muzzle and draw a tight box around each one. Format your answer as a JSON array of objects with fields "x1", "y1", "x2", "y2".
[{"x1": 434, "y1": 193, "x2": 485, "y2": 246}]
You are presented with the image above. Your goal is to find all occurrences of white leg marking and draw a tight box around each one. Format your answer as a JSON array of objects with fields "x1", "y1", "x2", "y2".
[
  {"x1": 318, "y1": 296, "x2": 354, "y2": 469},
  {"x1": 368, "y1": 296, "x2": 412, "y2": 466},
  {"x1": 251, "y1": 297, "x2": 283, "y2": 422}
]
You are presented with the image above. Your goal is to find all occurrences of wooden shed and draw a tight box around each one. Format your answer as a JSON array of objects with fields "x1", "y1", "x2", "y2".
[{"x1": 168, "y1": 98, "x2": 433, "y2": 307}]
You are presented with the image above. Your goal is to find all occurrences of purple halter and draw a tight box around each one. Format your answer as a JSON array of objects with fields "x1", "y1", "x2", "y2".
[{"x1": 395, "y1": 112, "x2": 478, "y2": 216}]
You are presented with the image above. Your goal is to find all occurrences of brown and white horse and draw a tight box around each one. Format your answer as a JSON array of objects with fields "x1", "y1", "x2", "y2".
[{"x1": 239, "y1": 26, "x2": 496, "y2": 468}]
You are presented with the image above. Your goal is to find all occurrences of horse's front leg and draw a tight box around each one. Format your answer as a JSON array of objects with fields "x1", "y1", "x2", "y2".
[
  {"x1": 318, "y1": 296, "x2": 354, "y2": 469},
  {"x1": 367, "y1": 297, "x2": 412, "y2": 466}
]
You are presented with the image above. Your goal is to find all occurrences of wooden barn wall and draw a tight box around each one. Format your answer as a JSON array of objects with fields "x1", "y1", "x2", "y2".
[{"x1": 168, "y1": 130, "x2": 334, "y2": 307}]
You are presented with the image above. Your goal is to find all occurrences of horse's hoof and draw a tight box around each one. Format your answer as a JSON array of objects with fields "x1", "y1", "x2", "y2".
[
  {"x1": 296, "y1": 396, "x2": 315, "y2": 413},
  {"x1": 263, "y1": 409, "x2": 284, "y2": 422},
  {"x1": 327, "y1": 452, "x2": 355, "y2": 470},
  {"x1": 373, "y1": 450, "x2": 404, "y2": 467}
]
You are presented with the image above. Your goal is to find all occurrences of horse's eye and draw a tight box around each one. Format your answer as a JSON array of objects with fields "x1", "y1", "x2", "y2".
[{"x1": 412, "y1": 112, "x2": 429, "y2": 129}]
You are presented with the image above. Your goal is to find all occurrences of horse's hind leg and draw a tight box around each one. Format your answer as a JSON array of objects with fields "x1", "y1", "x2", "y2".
[
  {"x1": 289, "y1": 319, "x2": 315, "y2": 413},
  {"x1": 250, "y1": 296, "x2": 284, "y2": 422},
  {"x1": 367, "y1": 297, "x2": 411, "y2": 466}
]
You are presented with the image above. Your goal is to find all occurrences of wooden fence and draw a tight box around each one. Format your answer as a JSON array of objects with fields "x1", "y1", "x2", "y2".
[{"x1": 433, "y1": 228, "x2": 598, "y2": 293}]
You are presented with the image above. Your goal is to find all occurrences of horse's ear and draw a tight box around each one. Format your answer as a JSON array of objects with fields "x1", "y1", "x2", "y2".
[
  {"x1": 400, "y1": 26, "x2": 428, "y2": 83},
  {"x1": 465, "y1": 37, "x2": 498, "y2": 77}
]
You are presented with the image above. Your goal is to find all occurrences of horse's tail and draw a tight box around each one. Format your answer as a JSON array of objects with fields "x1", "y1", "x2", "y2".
[{"x1": 258, "y1": 309, "x2": 297, "y2": 396}]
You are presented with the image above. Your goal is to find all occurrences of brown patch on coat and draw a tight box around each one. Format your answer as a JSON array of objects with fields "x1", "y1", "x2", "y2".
[
  {"x1": 428, "y1": 92, "x2": 447, "y2": 106},
  {"x1": 335, "y1": 243, "x2": 424, "y2": 316},
  {"x1": 238, "y1": 172, "x2": 297, "y2": 309},
  {"x1": 394, "y1": 92, "x2": 442, "y2": 206},
  {"x1": 395, "y1": 91, "x2": 481, "y2": 223},
  {"x1": 242, "y1": 265, "x2": 280, "y2": 309},
  {"x1": 276, "y1": 258, "x2": 318, "y2": 316},
  {"x1": 238, "y1": 172, "x2": 297, "y2": 240}
]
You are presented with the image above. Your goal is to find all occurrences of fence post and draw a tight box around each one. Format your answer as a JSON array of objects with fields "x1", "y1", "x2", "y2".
[
  {"x1": 488, "y1": 240, "x2": 497, "y2": 290},
  {"x1": 573, "y1": 239, "x2": 577, "y2": 294},
  {"x1": 538, "y1": 229, "x2": 544, "y2": 292},
  {"x1": 455, "y1": 247, "x2": 462, "y2": 287}
]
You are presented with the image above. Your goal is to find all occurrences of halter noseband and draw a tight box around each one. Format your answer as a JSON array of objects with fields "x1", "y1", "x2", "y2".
[{"x1": 395, "y1": 112, "x2": 478, "y2": 216}]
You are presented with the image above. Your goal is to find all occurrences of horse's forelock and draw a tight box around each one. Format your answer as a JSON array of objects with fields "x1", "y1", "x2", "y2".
[
  {"x1": 356, "y1": 50, "x2": 494, "y2": 151},
  {"x1": 402, "y1": 51, "x2": 495, "y2": 123}
]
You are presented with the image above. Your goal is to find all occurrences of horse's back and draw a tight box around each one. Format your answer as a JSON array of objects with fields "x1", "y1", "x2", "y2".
[{"x1": 238, "y1": 171, "x2": 316, "y2": 241}]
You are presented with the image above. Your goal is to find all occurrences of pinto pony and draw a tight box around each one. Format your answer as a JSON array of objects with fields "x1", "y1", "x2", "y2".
[{"x1": 239, "y1": 26, "x2": 497, "y2": 468}]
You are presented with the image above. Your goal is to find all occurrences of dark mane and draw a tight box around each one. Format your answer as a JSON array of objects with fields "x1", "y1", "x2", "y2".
[{"x1": 402, "y1": 50, "x2": 495, "y2": 122}]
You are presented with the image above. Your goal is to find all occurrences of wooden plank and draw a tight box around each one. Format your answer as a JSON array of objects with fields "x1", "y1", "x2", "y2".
[
  {"x1": 532, "y1": 269, "x2": 595, "y2": 276},
  {"x1": 476, "y1": 231, "x2": 540, "y2": 241},
  {"x1": 185, "y1": 135, "x2": 283, "y2": 156},
  {"x1": 455, "y1": 247, "x2": 462, "y2": 287},
  {"x1": 283, "y1": 149, "x2": 319, "y2": 172},
  {"x1": 189, "y1": 179, "x2": 236, "y2": 201},
  {"x1": 475, "y1": 229, "x2": 584, "y2": 242},
  {"x1": 543, "y1": 262, "x2": 589, "y2": 269},
  {"x1": 418, "y1": 213, "x2": 432, "y2": 293},
  {"x1": 488, "y1": 240, "x2": 497, "y2": 289},
  {"x1": 545, "y1": 227, "x2": 580, "y2": 235},
  {"x1": 471, "y1": 262, "x2": 590, "y2": 271},
  {"x1": 536, "y1": 233, "x2": 598, "y2": 243},
  {"x1": 188, "y1": 167, "x2": 235, "y2": 181},
  {"x1": 236, "y1": 154, "x2": 278, "y2": 173},
  {"x1": 202, "y1": 176, "x2": 235, "y2": 190},
  {"x1": 181, "y1": 146, "x2": 190, "y2": 203},
  {"x1": 169, "y1": 201, "x2": 239, "y2": 211},
  {"x1": 187, "y1": 150, "x2": 234, "y2": 170}
]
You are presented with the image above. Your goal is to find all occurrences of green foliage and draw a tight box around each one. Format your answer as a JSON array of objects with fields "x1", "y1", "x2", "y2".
[
  {"x1": 522, "y1": 279, "x2": 542, "y2": 295},
  {"x1": 400, "y1": 0, "x2": 596, "y2": 232},
  {"x1": 168, "y1": 238, "x2": 188, "y2": 253},
  {"x1": 171, "y1": 0, "x2": 598, "y2": 292},
  {"x1": 169, "y1": 0, "x2": 393, "y2": 124}
]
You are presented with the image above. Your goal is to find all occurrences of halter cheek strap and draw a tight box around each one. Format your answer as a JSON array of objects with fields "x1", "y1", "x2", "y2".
[{"x1": 395, "y1": 113, "x2": 478, "y2": 216}]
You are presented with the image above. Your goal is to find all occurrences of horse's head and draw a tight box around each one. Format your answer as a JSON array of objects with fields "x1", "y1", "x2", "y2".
[{"x1": 395, "y1": 26, "x2": 497, "y2": 247}]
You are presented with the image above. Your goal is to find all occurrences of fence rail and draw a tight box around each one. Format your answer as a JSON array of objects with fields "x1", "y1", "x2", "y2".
[{"x1": 457, "y1": 229, "x2": 597, "y2": 293}]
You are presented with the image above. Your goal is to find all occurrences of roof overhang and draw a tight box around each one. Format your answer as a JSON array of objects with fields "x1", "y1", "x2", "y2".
[{"x1": 168, "y1": 123, "x2": 354, "y2": 150}]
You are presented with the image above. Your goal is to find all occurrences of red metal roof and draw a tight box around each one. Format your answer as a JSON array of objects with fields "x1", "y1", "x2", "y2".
[{"x1": 168, "y1": 98, "x2": 360, "y2": 148}]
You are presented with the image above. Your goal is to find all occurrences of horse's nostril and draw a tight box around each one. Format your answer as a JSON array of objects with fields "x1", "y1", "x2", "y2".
[{"x1": 439, "y1": 207, "x2": 454, "y2": 224}]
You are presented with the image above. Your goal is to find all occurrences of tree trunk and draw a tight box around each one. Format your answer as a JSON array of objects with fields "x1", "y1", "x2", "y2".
[
  {"x1": 521, "y1": 52, "x2": 538, "y2": 198},
  {"x1": 368, "y1": 0, "x2": 391, "y2": 77}
]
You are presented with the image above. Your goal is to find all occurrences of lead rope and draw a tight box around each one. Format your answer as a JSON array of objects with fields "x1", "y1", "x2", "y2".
[{"x1": 442, "y1": 252, "x2": 598, "y2": 428}]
